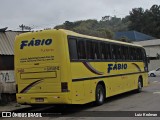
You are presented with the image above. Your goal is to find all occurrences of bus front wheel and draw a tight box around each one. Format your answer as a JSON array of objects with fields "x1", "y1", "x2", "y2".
[{"x1": 95, "y1": 84, "x2": 105, "y2": 105}]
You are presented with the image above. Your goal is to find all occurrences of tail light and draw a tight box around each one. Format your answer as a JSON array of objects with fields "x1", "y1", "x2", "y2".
[{"x1": 61, "y1": 82, "x2": 68, "y2": 92}]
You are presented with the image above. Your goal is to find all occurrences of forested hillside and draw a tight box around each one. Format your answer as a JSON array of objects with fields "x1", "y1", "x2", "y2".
[{"x1": 54, "y1": 5, "x2": 160, "y2": 40}]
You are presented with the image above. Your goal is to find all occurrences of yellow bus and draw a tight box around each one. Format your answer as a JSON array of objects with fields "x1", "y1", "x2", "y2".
[{"x1": 15, "y1": 29, "x2": 149, "y2": 105}]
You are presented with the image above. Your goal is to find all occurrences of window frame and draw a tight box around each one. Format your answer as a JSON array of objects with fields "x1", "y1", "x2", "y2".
[{"x1": 68, "y1": 36, "x2": 145, "y2": 62}]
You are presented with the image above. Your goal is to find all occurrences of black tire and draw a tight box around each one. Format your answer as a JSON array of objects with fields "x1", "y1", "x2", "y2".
[
  {"x1": 150, "y1": 73, "x2": 155, "y2": 77},
  {"x1": 137, "y1": 79, "x2": 142, "y2": 93},
  {"x1": 95, "y1": 84, "x2": 105, "y2": 105}
]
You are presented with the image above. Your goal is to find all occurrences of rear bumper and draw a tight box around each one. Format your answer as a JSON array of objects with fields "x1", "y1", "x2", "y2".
[{"x1": 16, "y1": 93, "x2": 71, "y2": 105}]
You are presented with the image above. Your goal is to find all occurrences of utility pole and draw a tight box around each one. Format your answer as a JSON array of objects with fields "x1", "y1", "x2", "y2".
[{"x1": 19, "y1": 24, "x2": 25, "y2": 31}]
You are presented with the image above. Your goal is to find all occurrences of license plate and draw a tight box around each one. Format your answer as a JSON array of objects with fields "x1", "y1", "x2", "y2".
[{"x1": 35, "y1": 98, "x2": 44, "y2": 102}]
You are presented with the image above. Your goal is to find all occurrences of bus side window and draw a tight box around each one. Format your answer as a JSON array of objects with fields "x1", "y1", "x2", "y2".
[
  {"x1": 130, "y1": 47, "x2": 134, "y2": 60},
  {"x1": 131, "y1": 48, "x2": 134, "y2": 60},
  {"x1": 77, "y1": 40, "x2": 86, "y2": 59},
  {"x1": 136, "y1": 48, "x2": 139, "y2": 60},
  {"x1": 125, "y1": 46, "x2": 129, "y2": 60},
  {"x1": 106, "y1": 44, "x2": 111, "y2": 59},
  {"x1": 137, "y1": 48, "x2": 141, "y2": 60},
  {"x1": 114, "y1": 44, "x2": 121, "y2": 60},
  {"x1": 142, "y1": 48, "x2": 146, "y2": 61},
  {"x1": 86, "y1": 40, "x2": 94, "y2": 59},
  {"x1": 121, "y1": 46, "x2": 125, "y2": 60},
  {"x1": 101, "y1": 42, "x2": 106, "y2": 60},
  {"x1": 68, "y1": 38, "x2": 78, "y2": 60},
  {"x1": 121, "y1": 46, "x2": 129, "y2": 60},
  {"x1": 139, "y1": 48, "x2": 142, "y2": 60},
  {"x1": 94, "y1": 42, "x2": 101, "y2": 60},
  {"x1": 117, "y1": 45, "x2": 122, "y2": 60},
  {"x1": 111, "y1": 44, "x2": 116, "y2": 60},
  {"x1": 133, "y1": 47, "x2": 137, "y2": 60},
  {"x1": 140, "y1": 48, "x2": 144, "y2": 61}
]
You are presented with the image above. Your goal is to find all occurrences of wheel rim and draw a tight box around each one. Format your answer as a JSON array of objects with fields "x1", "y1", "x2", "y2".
[
  {"x1": 98, "y1": 88, "x2": 103, "y2": 102},
  {"x1": 138, "y1": 82, "x2": 142, "y2": 90}
]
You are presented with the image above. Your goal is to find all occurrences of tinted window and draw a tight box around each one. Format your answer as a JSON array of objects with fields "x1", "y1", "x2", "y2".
[
  {"x1": 111, "y1": 44, "x2": 116, "y2": 59},
  {"x1": 68, "y1": 38, "x2": 78, "y2": 60},
  {"x1": 77, "y1": 40, "x2": 86, "y2": 59},
  {"x1": 111, "y1": 44, "x2": 121, "y2": 60},
  {"x1": 94, "y1": 42, "x2": 101, "y2": 59},
  {"x1": 100, "y1": 42, "x2": 111, "y2": 60},
  {"x1": 129, "y1": 47, "x2": 134, "y2": 60},
  {"x1": 101, "y1": 42, "x2": 107, "y2": 59},
  {"x1": 106, "y1": 44, "x2": 111, "y2": 59},
  {"x1": 86, "y1": 40, "x2": 94, "y2": 59},
  {"x1": 142, "y1": 48, "x2": 146, "y2": 61},
  {"x1": 68, "y1": 36, "x2": 146, "y2": 62},
  {"x1": 121, "y1": 46, "x2": 129, "y2": 60},
  {"x1": 116, "y1": 45, "x2": 122, "y2": 60},
  {"x1": 136, "y1": 48, "x2": 142, "y2": 60}
]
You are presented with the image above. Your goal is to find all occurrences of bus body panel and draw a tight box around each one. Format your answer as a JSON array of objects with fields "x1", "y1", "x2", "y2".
[
  {"x1": 15, "y1": 30, "x2": 72, "y2": 104},
  {"x1": 70, "y1": 61, "x2": 148, "y2": 104}
]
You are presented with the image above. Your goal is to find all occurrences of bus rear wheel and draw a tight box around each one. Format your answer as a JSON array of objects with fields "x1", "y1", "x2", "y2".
[
  {"x1": 95, "y1": 84, "x2": 105, "y2": 105},
  {"x1": 137, "y1": 79, "x2": 142, "y2": 93}
]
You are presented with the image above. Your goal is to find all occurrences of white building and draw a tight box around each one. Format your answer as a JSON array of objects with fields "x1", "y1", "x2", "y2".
[{"x1": 133, "y1": 39, "x2": 160, "y2": 59}]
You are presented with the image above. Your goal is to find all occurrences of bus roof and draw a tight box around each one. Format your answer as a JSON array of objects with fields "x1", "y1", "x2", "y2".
[{"x1": 58, "y1": 29, "x2": 143, "y2": 48}]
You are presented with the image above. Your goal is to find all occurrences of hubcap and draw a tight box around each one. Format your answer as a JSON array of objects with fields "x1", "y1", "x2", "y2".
[
  {"x1": 138, "y1": 82, "x2": 142, "y2": 90},
  {"x1": 98, "y1": 89, "x2": 103, "y2": 102}
]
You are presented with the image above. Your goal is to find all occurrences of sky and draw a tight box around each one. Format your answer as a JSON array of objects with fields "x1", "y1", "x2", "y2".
[{"x1": 0, "y1": 0, "x2": 160, "y2": 30}]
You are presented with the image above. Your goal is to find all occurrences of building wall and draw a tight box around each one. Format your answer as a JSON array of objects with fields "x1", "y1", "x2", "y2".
[
  {"x1": 144, "y1": 46, "x2": 160, "y2": 58},
  {"x1": 0, "y1": 55, "x2": 16, "y2": 93},
  {"x1": 0, "y1": 31, "x2": 23, "y2": 102},
  {"x1": 133, "y1": 39, "x2": 160, "y2": 58}
]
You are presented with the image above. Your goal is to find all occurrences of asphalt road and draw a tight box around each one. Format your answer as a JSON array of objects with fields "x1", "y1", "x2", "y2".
[{"x1": 1, "y1": 77, "x2": 160, "y2": 120}]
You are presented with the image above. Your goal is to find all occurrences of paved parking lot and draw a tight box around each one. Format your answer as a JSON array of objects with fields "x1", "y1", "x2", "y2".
[{"x1": 1, "y1": 77, "x2": 160, "y2": 120}]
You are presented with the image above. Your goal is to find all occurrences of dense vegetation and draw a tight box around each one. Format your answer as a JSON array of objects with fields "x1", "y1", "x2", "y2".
[{"x1": 54, "y1": 4, "x2": 160, "y2": 40}]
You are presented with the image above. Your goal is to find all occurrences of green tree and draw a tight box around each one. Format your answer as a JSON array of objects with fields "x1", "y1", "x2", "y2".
[
  {"x1": 128, "y1": 4, "x2": 160, "y2": 38},
  {"x1": 54, "y1": 16, "x2": 128, "y2": 39},
  {"x1": 128, "y1": 7, "x2": 145, "y2": 32}
]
